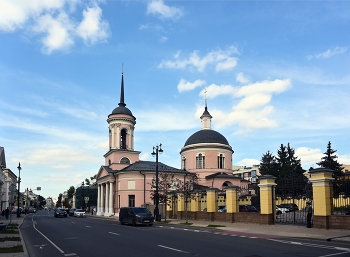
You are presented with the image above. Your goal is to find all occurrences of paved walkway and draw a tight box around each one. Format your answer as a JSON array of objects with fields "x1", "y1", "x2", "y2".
[
  {"x1": 0, "y1": 213, "x2": 349, "y2": 257},
  {"x1": 0, "y1": 214, "x2": 28, "y2": 257}
]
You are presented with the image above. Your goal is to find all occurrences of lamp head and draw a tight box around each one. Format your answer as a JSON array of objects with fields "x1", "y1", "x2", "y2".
[
  {"x1": 17, "y1": 162, "x2": 21, "y2": 172},
  {"x1": 159, "y1": 144, "x2": 163, "y2": 154},
  {"x1": 151, "y1": 147, "x2": 156, "y2": 157}
]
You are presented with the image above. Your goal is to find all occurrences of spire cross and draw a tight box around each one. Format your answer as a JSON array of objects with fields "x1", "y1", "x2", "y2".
[{"x1": 204, "y1": 89, "x2": 207, "y2": 107}]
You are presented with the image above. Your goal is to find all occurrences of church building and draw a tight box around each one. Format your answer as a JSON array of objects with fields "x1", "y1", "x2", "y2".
[{"x1": 96, "y1": 72, "x2": 247, "y2": 217}]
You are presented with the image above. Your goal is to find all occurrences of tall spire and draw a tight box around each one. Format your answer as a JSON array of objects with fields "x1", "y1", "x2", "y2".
[{"x1": 119, "y1": 63, "x2": 126, "y2": 107}]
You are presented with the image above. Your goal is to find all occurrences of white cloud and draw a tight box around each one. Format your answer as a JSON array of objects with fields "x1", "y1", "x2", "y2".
[
  {"x1": 147, "y1": 0, "x2": 183, "y2": 20},
  {"x1": 178, "y1": 79, "x2": 206, "y2": 92},
  {"x1": 196, "y1": 79, "x2": 291, "y2": 131},
  {"x1": 295, "y1": 147, "x2": 323, "y2": 168},
  {"x1": 236, "y1": 158, "x2": 260, "y2": 167},
  {"x1": 76, "y1": 4, "x2": 109, "y2": 45},
  {"x1": 236, "y1": 72, "x2": 250, "y2": 84},
  {"x1": 307, "y1": 46, "x2": 347, "y2": 60},
  {"x1": 0, "y1": 0, "x2": 109, "y2": 54},
  {"x1": 11, "y1": 147, "x2": 100, "y2": 167},
  {"x1": 33, "y1": 12, "x2": 74, "y2": 54},
  {"x1": 0, "y1": 0, "x2": 65, "y2": 31},
  {"x1": 158, "y1": 46, "x2": 239, "y2": 72},
  {"x1": 140, "y1": 152, "x2": 149, "y2": 161},
  {"x1": 159, "y1": 36, "x2": 168, "y2": 43}
]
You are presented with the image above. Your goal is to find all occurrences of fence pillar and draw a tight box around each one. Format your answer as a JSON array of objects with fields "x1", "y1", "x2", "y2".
[
  {"x1": 206, "y1": 189, "x2": 217, "y2": 212},
  {"x1": 309, "y1": 168, "x2": 334, "y2": 229},
  {"x1": 258, "y1": 175, "x2": 276, "y2": 225},
  {"x1": 226, "y1": 186, "x2": 239, "y2": 213},
  {"x1": 177, "y1": 193, "x2": 185, "y2": 212},
  {"x1": 190, "y1": 193, "x2": 200, "y2": 212}
]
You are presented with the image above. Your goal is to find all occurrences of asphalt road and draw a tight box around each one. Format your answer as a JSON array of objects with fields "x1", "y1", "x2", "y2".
[{"x1": 20, "y1": 210, "x2": 350, "y2": 257}]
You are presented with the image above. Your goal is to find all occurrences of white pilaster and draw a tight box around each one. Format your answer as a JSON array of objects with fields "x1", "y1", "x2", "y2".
[
  {"x1": 97, "y1": 184, "x2": 101, "y2": 215},
  {"x1": 105, "y1": 182, "x2": 109, "y2": 216},
  {"x1": 109, "y1": 182, "x2": 113, "y2": 214}
]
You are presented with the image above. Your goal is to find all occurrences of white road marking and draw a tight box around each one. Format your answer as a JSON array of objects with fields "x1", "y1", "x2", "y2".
[
  {"x1": 32, "y1": 217, "x2": 65, "y2": 254},
  {"x1": 64, "y1": 254, "x2": 77, "y2": 256},
  {"x1": 158, "y1": 245, "x2": 189, "y2": 253},
  {"x1": 108, "y1": 232, "x2": 120, "y2": 236},
  {"x1": 86, "y1": 226, "x2": 91, "y2": 228}
]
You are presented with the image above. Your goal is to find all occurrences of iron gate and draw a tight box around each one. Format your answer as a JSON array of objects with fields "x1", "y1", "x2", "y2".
[{"x1": 275, "y1": 175, "x2": 312, "y2": 225}]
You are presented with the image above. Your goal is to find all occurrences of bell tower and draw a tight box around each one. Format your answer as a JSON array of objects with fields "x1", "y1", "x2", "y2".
[{"x1": 104, "y1": 68, "x2": 140, "y2": 170}]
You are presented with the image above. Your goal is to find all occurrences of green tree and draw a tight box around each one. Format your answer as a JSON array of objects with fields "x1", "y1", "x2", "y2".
[
  {"x1": 259, "y1": 150, "x2": 278, "y2": 177},
  {"x1": 56, "y1": 193, "x2": 62, "y2": 208},
  {"x1": 317, "y1": 141, "x2": 344, "y2": 178},
  {"x1": 149, "y1": 173, "x2": 178, "y2": 222},
  {"x1": 286, "y1": 143, "x2": 305, "y2": 176},
  {"x1": 67, "y1": 186, "x2": 75, "y2": 199},
  {"x1": 37, "y1": 195, "x2": 46, "y2": 207},
  {"x1": 276, "y1": 144, "x2": 290, "y2": 177}
]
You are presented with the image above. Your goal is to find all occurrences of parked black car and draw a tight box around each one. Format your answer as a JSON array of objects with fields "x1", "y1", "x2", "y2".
[
  {"x1": 54, "y1": 208, "x2": 67, "y2": 218},
  {"x1": 119, "y1": 207, "x2": 154, "y2": 226},
  {"x1": 239, "y1": 205, "x2": 258, "y2": 212},
  {"x1": 69, "y1": 208, "x2": 76, "y2": 216}
]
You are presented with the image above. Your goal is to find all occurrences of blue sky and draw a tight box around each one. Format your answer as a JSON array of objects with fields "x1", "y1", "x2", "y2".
[{"x1": 1, "y1": 0, "x2": 350, "y2": 201}]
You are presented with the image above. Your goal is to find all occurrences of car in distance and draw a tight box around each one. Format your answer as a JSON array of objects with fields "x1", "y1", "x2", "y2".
[
  {"x1": 239, "y1": 205, "x2": 258, "y2": 212},
  {"x1": 69, "y1": 208, "x2": 76, "y2": 216},
  {"x1": 74, "y1": 209, "x2": 86, "y2": 218},
  {"x1": 54, "y1": 208, "x2": 67, "y2": 218},
  {"x1": 278, "y1": 203, "x2": 298, "y2": 212},
  {"x1": 119, "y1": 207, "x2": 154, "y2": 226},
  {"x1": 276, "y1": 205, "x2": 289, "y2": 215},
  {"x1": 217, "y1": 206, "x2": 227, "y2": 212}
]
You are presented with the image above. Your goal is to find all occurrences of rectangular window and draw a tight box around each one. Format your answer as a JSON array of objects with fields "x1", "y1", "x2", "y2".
[{"x1": 128, "y1": 195, "x2": 135, "y2": 207}]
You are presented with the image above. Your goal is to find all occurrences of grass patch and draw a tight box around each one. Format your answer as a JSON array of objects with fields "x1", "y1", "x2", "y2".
[
  {"x1": 6, "y1": 224, "x2": 18, "y2": 228},
  {"x1": 0, "y1": 229, "x2": 19, "y2": 234},
  {"x1": 179, "y1": 222, "x2": 193, "y2": 225},
  {"x1": 0, "y1": 237, "x2": 21, "y2": 242},
  {"x1": 0, "y1": 245, "x2": 23, "y2": 253},
  {"x1": 207, "y1": 224, "x2": 226, "y2": 228}
]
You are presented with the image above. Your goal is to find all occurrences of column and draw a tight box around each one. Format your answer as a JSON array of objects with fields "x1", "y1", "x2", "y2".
[
  {"x1": 116, "y1": 124, "x2": 120, "y2": 149},
  {"x1": 206, "y1": 189, "x2": 217, "y2": 212},
  {"x1": 97, "y1": 184, "x2": 101, "y2": 215},
  {"x1": 105, "y1": 183, "x2": 109, "y2": 216},
  {"x1": 258, "y1": 175, "x2": 276, "y2": 225},
  {"x1": 309, "y1": 168, "x2": 334, "y2": 228},
  {"x1": 111, "y1": 125, "x2": 115, "y2": 149},
  {"x1": 109, "y1": 182, "x2": 114, "y2": 214},
  {"x1": 226, "y1": 186, "x2": 239, "y2": 213}
]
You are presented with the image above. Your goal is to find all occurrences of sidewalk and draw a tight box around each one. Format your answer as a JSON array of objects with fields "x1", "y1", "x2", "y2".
[
  {"x1": 164, "y1": 218, "x2": 350, "y2": 243},
  {"x1": 89, "y1": 214, "x2": 350, "y2": 244},
  {"x1": 0, "y1": 214, "x2": 27, "y2": 257}
]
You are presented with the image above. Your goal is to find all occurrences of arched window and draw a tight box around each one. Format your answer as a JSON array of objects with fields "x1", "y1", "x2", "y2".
[
  {"x1": 182, "y1": 156, "x2": 186, "y2": 170},
  {"x1": 120, "y1": 157, "x2": 130, "y2": 164},
  {"x1": 218, "y1": 154, "x2": 225, "y2": 169},
  {"x1": 109, "y1": 159, "x2": 111, "y2": 165},
  {"x1": 120, "y1": 129, "x2": 127, "y2": 149},
  {"x1": 196, "y1": 154, "x2": 205, "y2": 169}
]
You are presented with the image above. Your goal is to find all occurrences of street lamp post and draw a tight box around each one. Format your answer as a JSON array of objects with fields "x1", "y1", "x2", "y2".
[
  {"x1": 152, "y1": 143, "x2": 163, "y2": 222},
  {"x1": 81, "y1": 181, "x2": 84, "y2": 209},
  {"x1": 17, "y1": 163, "x2": 21, "y2": 218}
]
